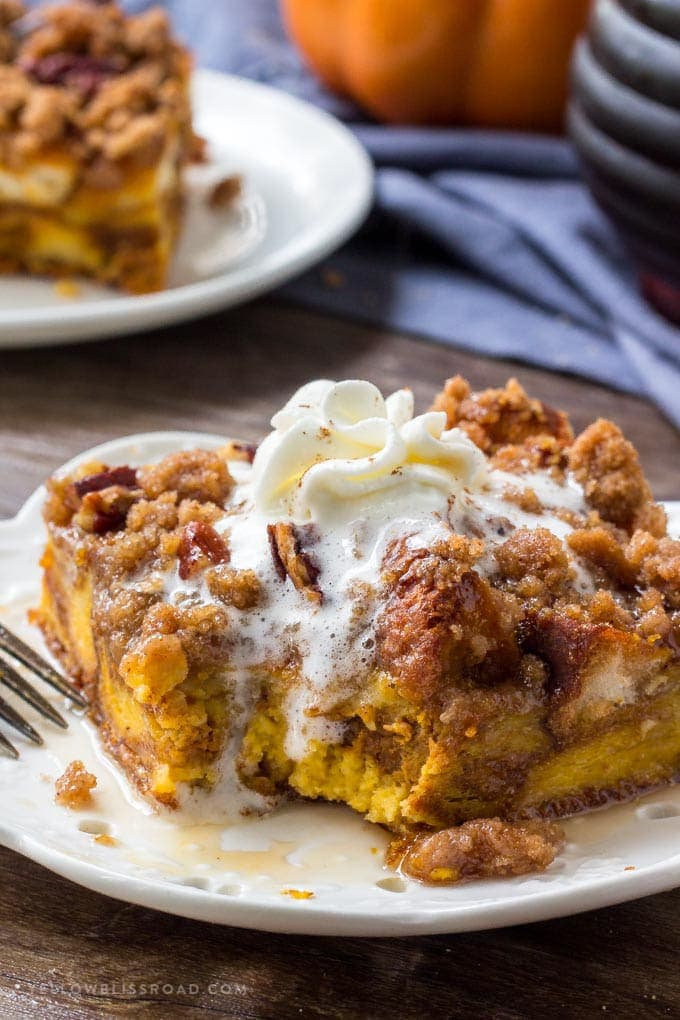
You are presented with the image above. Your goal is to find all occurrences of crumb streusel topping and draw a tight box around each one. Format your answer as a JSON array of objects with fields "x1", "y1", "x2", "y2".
[
  {"x1": 43, "y1": 378, "x2": 680, "y2": 802},
  {"x1": 0, "y1": 0, "x2": 193, "y2": 178}
]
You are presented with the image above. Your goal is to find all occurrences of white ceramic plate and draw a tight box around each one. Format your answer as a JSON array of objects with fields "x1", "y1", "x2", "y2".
[
  {"x1": 0, "y1": 70, "x2": 373, "y2": 348},
  {"x1": 2, "y1": 431, "x2": 680, "y2": 937}
]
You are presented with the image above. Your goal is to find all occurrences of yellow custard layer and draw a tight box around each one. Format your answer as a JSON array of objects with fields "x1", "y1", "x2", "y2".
[{"x1": 0, "y1": 145, "x2": 182, "y2": 293}]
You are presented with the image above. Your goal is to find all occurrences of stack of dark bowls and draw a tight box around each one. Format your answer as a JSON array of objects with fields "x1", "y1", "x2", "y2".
[{"x1": 569, "y1": 0, "x2": 680, "y2": 324}]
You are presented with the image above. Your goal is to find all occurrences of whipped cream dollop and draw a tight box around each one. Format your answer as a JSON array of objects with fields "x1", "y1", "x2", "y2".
[{"x1": 251, "y1": 379, "x2": 487, "y2": 520}]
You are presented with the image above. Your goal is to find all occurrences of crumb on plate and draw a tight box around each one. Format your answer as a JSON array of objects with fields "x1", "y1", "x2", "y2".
[
  {"x1": 281, "y1": 888, "x2": 315, "y2": 900},
  {"x1": 387, "y1": 817, "x2": 565, "y2": 885},
  {"x1": 54, "y1": 759, "x2": 97, "y2": 809},
  {"x1": 208, "y1": 174, "x2": 242, "y2": 209},
  {"x1": 94, "y1": 833, "x2": 118, "y2": 848},
  {"x1": 53, "y1": 279, "x2": 81, "y2": 300}
]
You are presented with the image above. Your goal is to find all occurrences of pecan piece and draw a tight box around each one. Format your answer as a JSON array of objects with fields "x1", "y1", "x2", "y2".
[
  {"x1": 178, "y1": 521, "x2": 229, "y2": 580},
  {"x1": 222, "y1": 440, "x2": 258, "y2": 464},
  {"x1": 74, "y1": 484, "x2": 138, "y2": 534},
  {"x1": 267, "y1": 522, "x2": 322, "y2": 604},
  {"x1": 21, "y1": 53, "x2": 122, "y2": 95},
  {"x1": 74, "y1": 464, "x2": 138, "y2": 497}
]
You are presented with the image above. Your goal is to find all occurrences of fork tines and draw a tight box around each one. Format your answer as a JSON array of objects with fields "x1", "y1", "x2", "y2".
[
  {"x1": 0, "y1": 622, "x2": 86, "y2": 758},
  {"x1": 0, "y1": 656, "x2": 67, "y2": 728}
]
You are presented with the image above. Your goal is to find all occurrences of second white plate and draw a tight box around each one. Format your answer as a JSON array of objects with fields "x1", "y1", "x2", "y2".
[{"x1": 0, "y1": 69, "x2": 373, "y2": 348}]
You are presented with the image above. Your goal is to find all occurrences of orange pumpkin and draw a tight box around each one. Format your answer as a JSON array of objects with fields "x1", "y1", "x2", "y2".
[{"x1": 281, "y1": 0, "x2": 591, "y2": 131}]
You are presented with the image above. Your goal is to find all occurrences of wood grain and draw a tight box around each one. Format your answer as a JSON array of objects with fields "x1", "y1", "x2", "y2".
[{"x1": 0, "y1": 300, "x2": 679, "y2": 1020}]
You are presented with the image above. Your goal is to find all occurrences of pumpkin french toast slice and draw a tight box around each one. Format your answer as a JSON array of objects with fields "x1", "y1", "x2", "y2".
[{"x1": 35, "y1": 376, "x2": 680, "y2": 882}]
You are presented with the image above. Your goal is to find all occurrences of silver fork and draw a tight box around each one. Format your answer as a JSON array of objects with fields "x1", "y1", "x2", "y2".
[{"x1": 0, "y1": 623, "x2": 87, "y2": 758}]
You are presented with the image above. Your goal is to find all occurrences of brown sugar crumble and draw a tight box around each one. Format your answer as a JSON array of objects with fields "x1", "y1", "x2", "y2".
[
  {"x1": 431, "y1": 375, "x2": 573, "y2": 458},
  {"x1": 54, "y1": 759, "x2": 97, "y2": 808},
  {"x1": 208, "y1": 174, "x2": 242, "y2": 209},
  {"x1": 503, "y1": 485, "x2": 544, "y2": 514},
  {"x1": 36, "y1": 375, "x2": 680, "y2": 887},
  {"x1": 387, "y1": 818, "x2": 565, "y2": 885},
  {"x1": 0, "y1": 1, "x2": 194, "y2": 169}
]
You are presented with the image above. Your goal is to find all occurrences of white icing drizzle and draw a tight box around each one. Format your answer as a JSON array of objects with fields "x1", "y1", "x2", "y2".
[{"x1": 156, "y1": 380, "x2": 595, "y2": 820}]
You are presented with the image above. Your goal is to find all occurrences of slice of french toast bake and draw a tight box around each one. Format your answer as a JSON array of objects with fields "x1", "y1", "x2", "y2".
[{"x1": 36, "y1": 375, "x2": 680, "y2": 883}]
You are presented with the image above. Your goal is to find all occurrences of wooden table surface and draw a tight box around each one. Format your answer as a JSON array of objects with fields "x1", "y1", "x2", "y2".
[{"x1": 1, "y1": 301, "x2": 679, "y2": 1020}]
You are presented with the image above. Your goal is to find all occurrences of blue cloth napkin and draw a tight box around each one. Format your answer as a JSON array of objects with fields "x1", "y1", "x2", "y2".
[{"x1": 127, "y1": 0, "x2": 680, "y2": 426}]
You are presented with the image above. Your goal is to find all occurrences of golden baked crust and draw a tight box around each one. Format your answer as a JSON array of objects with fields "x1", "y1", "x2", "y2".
[
  {"x1": 34, "y1": 376, "x2": 680, "y2": 882},
  {"x1": 0, "y1": 1, "x2": 196, "y2": 293}
]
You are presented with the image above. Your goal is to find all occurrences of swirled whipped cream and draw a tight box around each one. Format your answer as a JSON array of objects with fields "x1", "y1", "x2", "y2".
[{"x1": 251, "y1": 379, "x2": 488, "y2": 520}]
